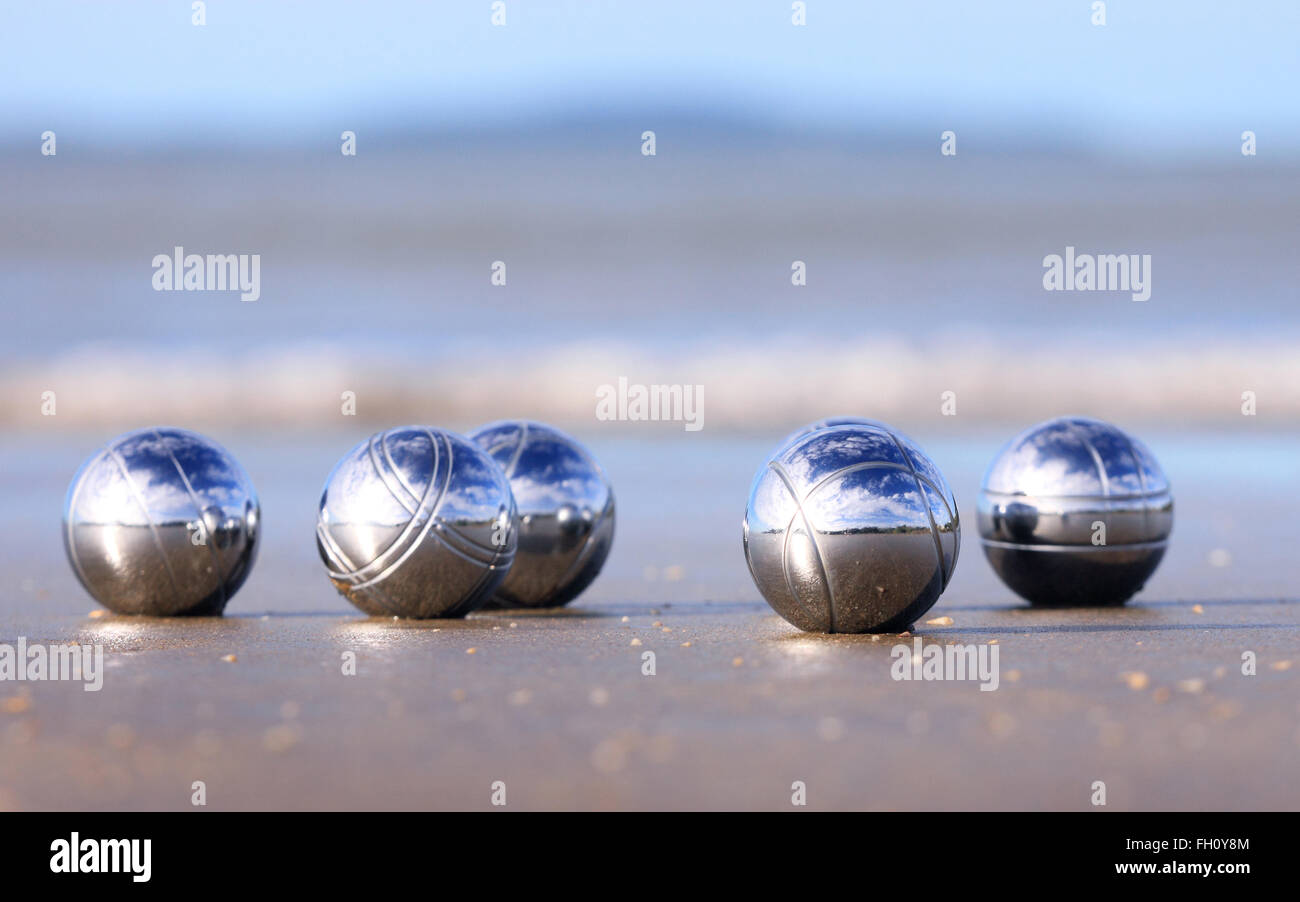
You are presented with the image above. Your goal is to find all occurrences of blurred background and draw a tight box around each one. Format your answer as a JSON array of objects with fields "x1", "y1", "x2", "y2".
[{"x1": 1, "y1": 1, "x2": 1297, "y2": 610}]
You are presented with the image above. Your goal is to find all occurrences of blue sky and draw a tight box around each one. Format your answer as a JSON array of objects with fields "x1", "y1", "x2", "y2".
[{"x1": 1, "y1": 1, "x2": 1296, "y2": 155}]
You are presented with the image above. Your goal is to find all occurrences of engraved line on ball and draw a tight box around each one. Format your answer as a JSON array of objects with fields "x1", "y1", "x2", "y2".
[
  {"x1": 503, "y1": 421, "x2": 529, "y2": 479},
  {"x1": 428, "y1": 520, "x2": 515, "y2": 567},
  {"x1": 322, "y1": 429, "x2": 449, "y2": 587},
  {"x1": 769, "y1": 460, "x2": 838, "y2": 633},
  {"x1": 379, "y1": 426, "x2": 446, "y2": 516},
  {"x1": 370, "y1": 430, "x2": 512, "y2": 563},
  {"x1": 792, "y1": 460, "x2": 953, "y2": 524},
  {"x1": 370, "y1": 432, "x2": 420, "y2": 514},
  {"x1": 1066, "y1": 421, "x2": 1112, "y2": 496},
  {"x1": 1118, "y1": 430, "x2": 1155, "y2": 546},
  {"x1": 451, "y1": 521, "x2": 515, "y2": 610},
  {"x1": 108, "y1": 442, "x2": 183, "y2": 604},
  {"x1": 315, "y1": 522, "x2": 404, "y2": 616},
  {"x1": 319, "y1": 431, "x2": 452, "y2": 587},
  {"x1": 434, "y1": 516, "x2": 516, "y2": 560},
  {"x1": 886, "y1": 430, "x2": 949, "y2": 589},
  {"x1": 777, "y1": 459, "x2": 955, "y2": 617},
  {"x1": 980, "y1": 538, "x2": 1170, "y2": 553},
  {"x1": 981, "y1": 489, "x2": 1170, "y2": 502},
  {"x1": 341, "y1": 430, "x2": 459, "y2": 591},
  {"x1": 158, "y1": 429, "x2": 229, "y2": 608}
]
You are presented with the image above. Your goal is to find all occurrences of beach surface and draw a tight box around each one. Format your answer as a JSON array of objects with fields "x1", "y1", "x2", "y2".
[{"x1": 1, "y1": 430, "x2": 1297, "y2": 811}]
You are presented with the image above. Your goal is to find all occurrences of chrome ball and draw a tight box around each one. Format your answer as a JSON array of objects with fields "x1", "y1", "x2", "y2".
[
  {"x1": 316, "y1": 426, "x2": 516, "y2": 618},
  {"x1": 469, "y1": 420, "x2": 615, "y2": 609},
  {"x1": 744, "y1": 421, "x2": 960, "y2": 633},
  {"x1": 977, "y1": 416, "x2": 1173, "y2": 607},
  {"x1": 63, "y1": 427, "x2": 260, "y2": 616}
]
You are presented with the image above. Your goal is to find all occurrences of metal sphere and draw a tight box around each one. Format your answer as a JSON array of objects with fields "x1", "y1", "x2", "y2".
[
  {"x1": 743, "y1": 421, "x2": 960, "y2": 634},
  {"x1": 977, "y1": 416, "x2": 1173, "y2": 607},
  {"x1": 63, "y1": 427, "x2": 260, "y2": 616},
  {"x1": 469, "y1": 420, "x2": 615, "y2": 609},
  {"x1": 316, "y1": 426, "x2": 517, "y2": 619}
]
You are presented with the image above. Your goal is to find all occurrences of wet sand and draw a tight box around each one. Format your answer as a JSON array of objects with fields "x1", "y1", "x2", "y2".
[
  {"x1": 1, "y1": 598, "x2": 1297, "y2": 811},
  {"x1": 1, "y1": 430, "x2": 1297, "y2": 810}
]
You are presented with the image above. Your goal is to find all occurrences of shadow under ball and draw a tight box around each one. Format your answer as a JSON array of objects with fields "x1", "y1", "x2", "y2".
[
  {"x1": 316, "y1": 426, "x2": 516, "y2": 619},
  {"x1": 977, "y1": 416, "x2": 1173, "y2": 607},
  {"x1": 744, "y1": 421, "x2": 960, "y2": 634},
  {"x1": 470, "y1": 420, "x2": 615, "y2": 609},
  {"x1": 63, "y1": 427, "x2": 260, "y2": 616}
]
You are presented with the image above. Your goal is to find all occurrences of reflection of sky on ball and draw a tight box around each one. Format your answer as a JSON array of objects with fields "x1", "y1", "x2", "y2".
[
  {"x1": 439, "y1": 436, "x2": 512, "y2": 523},
  {"x1": 509, "y1": 442, "x2": 604, "y2": 513},
  {"x1": 320, "y1": 427, "x2": 510, "y2": 529},
  {"x1": 1127, "y1": 439, "x2": 1169, "y2": 492},
  {"x1": 164, "y1": 431, "x2": 253, "y2": 509},
  {"x1": 320, "y1": 443, "x2": 411, "y2": 526},
  {"x1": 774, "y1": 421, "x2": 961, "y2": 514},
  {"x1": 383, "y1": 429, "x2": 435, "y2": 484},
  {"x1": 776, "y1": 427, "x2": 909, "y2": 489},
  {"x1": 71, "y1": 454, "x2": 155, "y2": 525},
  {"x1": 803, "y1": 470, "x2": 928, "y2": 532},
  {"x1": 894, "y1": 435, "x2": 957, "y2": 515},
  {"x1": 985, "y1": 417, "x2": 1168, "y2": 498},
  {"x1": 72, "y1": 429, "x2": 252, "y2": 526},
  {"x1": 750, "y1": 425, "x2": 956, "y2": 536},
  {"x1": 778, "y1": 416, "x2": 891, "y2": 452},
  {"x1": 1069, "y1": 420, "x2": 1143, "y2": 493},
  {"x1": 475, "y1": 422, "x2": 610, "y2": 517}
]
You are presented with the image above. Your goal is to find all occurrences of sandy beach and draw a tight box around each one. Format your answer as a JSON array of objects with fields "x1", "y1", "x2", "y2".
[
  {"x1": 2, "y1": 429, "x2": 1297, "y2": 811},
  {"x1": 2, "y1": 600, "x2": 1297, "y2": 811}
]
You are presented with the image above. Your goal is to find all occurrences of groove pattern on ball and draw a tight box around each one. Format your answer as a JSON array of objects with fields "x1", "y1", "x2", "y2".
[
  {"x1": 63, "y1": 427, "x2": 260, "y2": 616},
  {"x1": 977, "y1": 416, "x2": 1173, "y2": 606},
  {"x1": 316, "y1": 426, "x2": 516, "y2": 618},
  {"x1": 744, "y1": 420, "x2": 959, "y2": 634}
]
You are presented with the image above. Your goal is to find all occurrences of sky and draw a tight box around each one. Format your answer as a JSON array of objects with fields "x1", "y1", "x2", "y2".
[{"x1": 1, "y1": 1, "x2": 1297, "y2": 155}]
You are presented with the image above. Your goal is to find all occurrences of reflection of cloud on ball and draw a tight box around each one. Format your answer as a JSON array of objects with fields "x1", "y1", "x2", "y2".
[
  {"x1": 977, "y1": 417, "x2": 1174, "y2": 607},
  {"x1": 808, "y1": 477, "x2": 925, "y2": 532},
  {"x1": 748, "y1": 418, "x2": 961, "y2": 636},
  {"x1": 469, "y1": 420, "x2": 615, "y2": 609},
  {"x1": 779, "y1": 426, "x2": 908, "y2": 489},
  {"x1": 743, "y1": 420, "x2": 960, "y2": 634},
  {"x1": 998, "y1": 442, "x2": 1103, "y2": 496},
  {"x1": 316, "y1": 426, "x2": 516, "y2": 618},
  {"x1": 63, "y1": 427, "x2": 259, "y2": 616}
]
